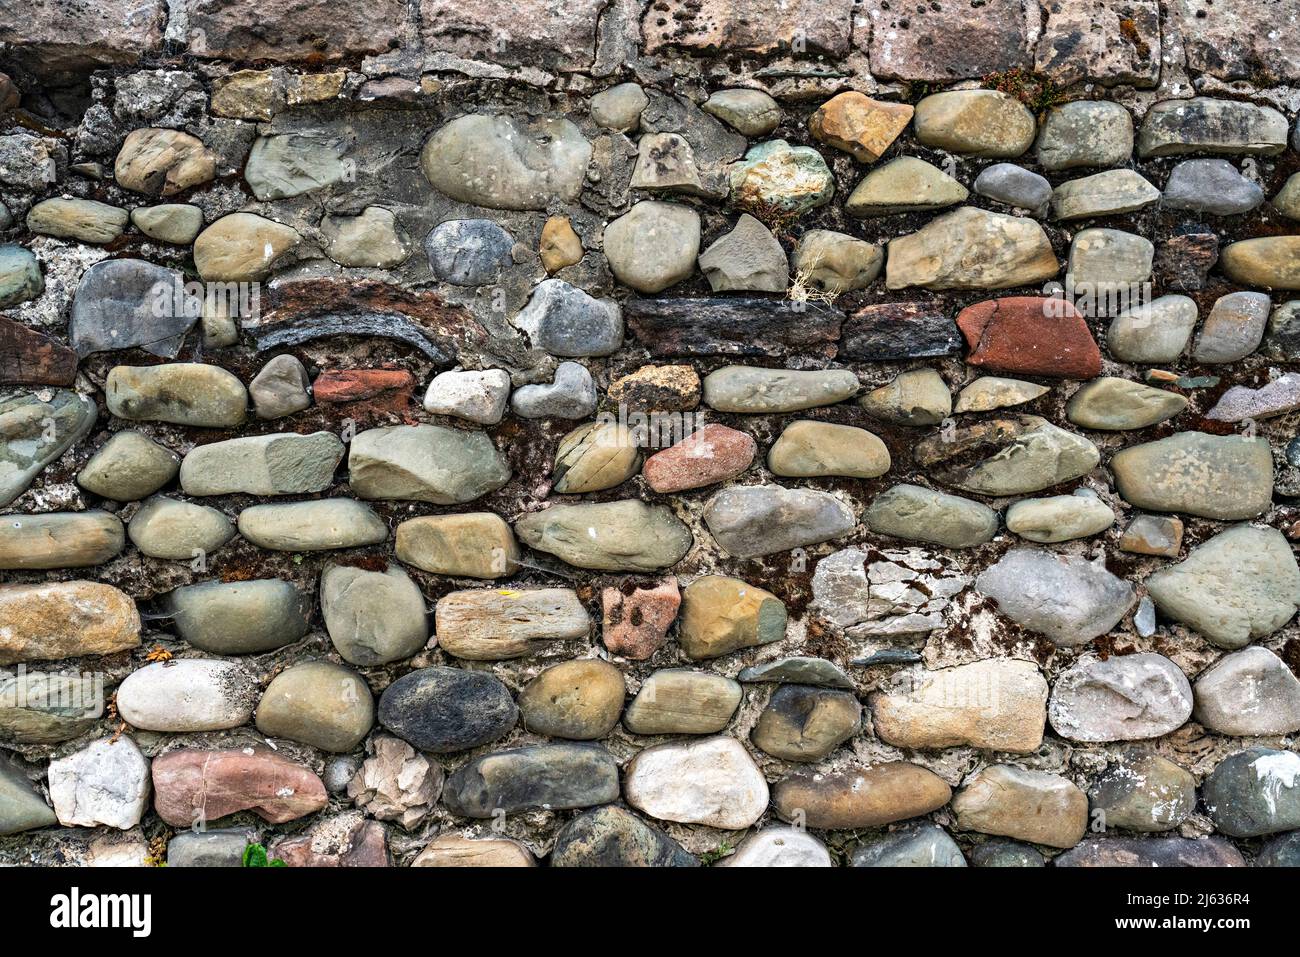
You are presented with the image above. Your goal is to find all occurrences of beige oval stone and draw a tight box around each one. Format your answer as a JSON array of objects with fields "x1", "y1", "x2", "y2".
[
  {"x1": 193, "y1": 213, "x2": 302, "y2": 281},
  {"x1": 678, "y1": 575, "x2": 787, "y2": 660},
  {"x1": 0, "y1": 581, "x2": 140, "y2": 665},
  {"x1": 952, "y1": 765, "x2": 1088, "y2": 849},
  {"x1": 870, "y1": 658, "x2": 1048, "y2": 753},
  {"x1": 0, "y1": 511, "x2": 124, "y2": 569},
  {"x1": 623, "y1": 669, "x2": 741, "y2": 735},
  {"x1": 773, "y1": 762, "x2": 951, "y2": 829},
  {"x1": 412, "y1": 835, "x2": 535, "y2": 867},
  {"x1": 768, "y1": 420, "x2": 890, "y2": 479},
  {"x1": 394, "y1": 512, "x2": 519, "y2": 579},
  {"x1": 1220, "y1": 236, "x2": 1300, "y2": 290},
  {"x1": 913, "y1": 90, "x2": 1036, "y2": 158},
  {"x1": 518, "y1": 659, "x2": 625, "y2": 740}
]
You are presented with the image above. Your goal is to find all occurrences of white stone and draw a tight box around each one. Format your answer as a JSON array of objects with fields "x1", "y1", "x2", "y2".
[
  {"x1": 624, "y1": 736, "x2": 768, "y2": 829},
  {"x1": 115, "y1": 659, "x2": 258, "y2": 733},
  {"x1": 48, "y1": 737, "x2": 151, "y2": 829},
  {"x1": 423, "y1": 369, "x2": 512, "y2": 424},
  {"x1": 721, "y1": 826, "x2": 833, "y2": 867}
]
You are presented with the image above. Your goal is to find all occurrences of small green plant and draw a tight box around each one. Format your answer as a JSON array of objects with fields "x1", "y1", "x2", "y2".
[
  {"x1": 242, "y1": 843, "x2": 287, "y2": 867},
  {"x1": 698, "y1": 840, "x2": 734, "y2": 865}
]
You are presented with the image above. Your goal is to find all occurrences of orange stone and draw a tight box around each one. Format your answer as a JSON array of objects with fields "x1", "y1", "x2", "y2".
[
  {"x1": 601, "y1": 577, "x2": 680, "y2": 660},
  {"x1": 151, "y1": 748, "x2": 327, "y2": 826},
  {"x1": 956, "y1": 296, "x2": 1102, "y2": 379},
  {"x1": 809, "y1": 92, "x2": 914, "y2": 163}
]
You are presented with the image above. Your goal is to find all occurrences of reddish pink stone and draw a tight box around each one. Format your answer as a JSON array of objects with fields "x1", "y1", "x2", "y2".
[
  {"x1": 956, "y1": 296, "x2": 1102, "y2": 380},
  {"x1": 602, "y1": 577, "x2": 681, "y2": 661},
  {"x1": 151, "y1": 748, "x2": 327, "y2": 827},
  {"x1": 271, "y1": 817, "x2": 389, "y2": 867},
  {"x1": 312, "y1": 368, "x2": 415, "y2": 412},
  {"x1": 642, "y1": 423, "x2": 756, "y2": 493}
]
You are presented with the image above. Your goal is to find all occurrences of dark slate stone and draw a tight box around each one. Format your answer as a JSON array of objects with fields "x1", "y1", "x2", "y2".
[
  {"x1": 1203, "y1": 747, "x2": 1300, "y2": 837},
  {"x1": 1153, "y1": 229, "x2": 1218, "y2": 292},
  {"x1": 737, "y1": 656, "x2": 856, "y2": 690},
  {"x1": 1256, "y1": 831, "x2": 1300, "y2": 867},
  {"x1": 840, "y1": 301, "x2": 961, "y2": 360},
  {"x1": 425, "y1": 219, "x2": 514, "y2": 286},
  {"x1": 68, "y1": 258, "x2": 200, "y2": 358},
  {"x1": 1054, "y1": 836, "x2": 1246, "y2": 867},
  {"x1": 378, "y1": 666, "x2": 518, "y2": 754},
  {"x1": 255, "y1": 314, "x2": 453, "y2": 363},
  {"x1": 551, "y1": 805, "x2": 699, "y2": 867},
  {"x1": 850, "y1": 649, "x2": 923, "y2": 667},
  {"x1": 0, "y1": 316, "x2": 77, "y2": 386},
  {"x1": 970, "y1": 840, "x2": 1046, "y2": 867},
  {"x1": 167, "y1": 828, "x2": 251, "y2": 867},
  {"x1": 850, "y1": 823, "x2": 966, "y2": 867},
  {"x1": 625, "y1": 296, "x2": 842, "y2": 359},
  {"x1": 441, "y1": 743, "x2": 620, "y2": 818}
]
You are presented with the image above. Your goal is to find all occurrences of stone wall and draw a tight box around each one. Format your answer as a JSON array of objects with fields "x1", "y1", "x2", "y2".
[{"x1": 2, "y1": 0, "x2": 1300, "y2": 867}]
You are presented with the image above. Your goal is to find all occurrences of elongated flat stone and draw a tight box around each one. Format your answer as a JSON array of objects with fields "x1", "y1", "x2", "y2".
[
  {"x1": 840, "y1": 302, "x2": 961, "y2": 360},
  {"x1": 977, "y1": 548, "x2": 1133, "y2": 647},
  {"x1": 1145, "y1": 525, "x2": 1300, "y2": 649},
  {"x1": 953, "y1": 765, "x2": 1087, "y2": 849},
  {"x1": 442, "y1": 743, "x2": 619, "y2": 817},
  {"x1": 434, "y1": 588, "x2": 590, "y2": 660},
  {"x1": 914, "y1": 415, "x2": 1099, "y2": 496},
  {"x1": 737, "y1": 656, "x2": 856, "y2": 690},
  {"x1": 625, "y1": 297, "x2": 841, "y2": 359},
  {"x1": 704, "y1": 484, "x2": 856, "y2": 558},
  {"x1": 864, "y1": 483, "x2": 998, "y2": 548},
  {"x1": 179, "y1": 431, "x2": 344, "y2": 496},
  {"x1": 106, "y1": 363, "x2": 247, "y2": 427},
  {"x1": 1048, "y1": 653, "x2": 1193, "y2": 741},
  {"x1": 886, "y1": 207, "x2": 1059, "y2": 291},
  {"x1": 116, "y1": 659, "x2": 258, "y2": 732},
  {"x1": 1005, "y1": 493, "x2": 1114, "y2": 542},
  {"x1": 348, "y1": 424, "x2": 510, "y2": 504},
  {"x1": 236, "y1": 498, "x2": 388, "y2": 551},
  {"x1": 1220, "y1": 236, "x2": 1300, "y2": 290},
  {"x1": 394, "y1": 512, "x2": 519, "y2": 579},
  {"x1": 515, "y1": 500, "x2": 692, "y2": 572},
  {"x1": 0, "y1": 581, "x2": 140, "y2": 665},
  {"x1": 702, "y1": 366, "x2": 859, "y2": 413},
  {"x1": 1065, "y1": 377, "x2": 1187, "y2": 430},
  {"x1": 1051, "y1": 169, "x2": 1160, "y2": 219},
  {"x1": 955, "y1": 376, "x2": 1049, "y2": 412},
  {"x1": 1137, "y1": 97, "x2": 1289, "y2": 157},
  {"x1": 1110, "y1": 432, "x2": 1273, "y2": 519},
  {"x1": 1207, "y1": 373, "x2": 1300, "y2": 422},
  {"x1": 0, "y1": 671, "x2": 102, "y2": 744},
  {"x1": 0, "y1": 511, "x2": 124, "y2": 569},
  {"x1": 1056, "y1": 836, "x2": 1244, "y2": 867},
  {"x1": 773, "y1": 763, "x2": 951, "y2": 829},
  {"x1": 870, "y1": 659, "x2": 1048, "y2": 753},
  {"x1": 152, "y1": 748, "x2": 327, "y2": 826}
]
